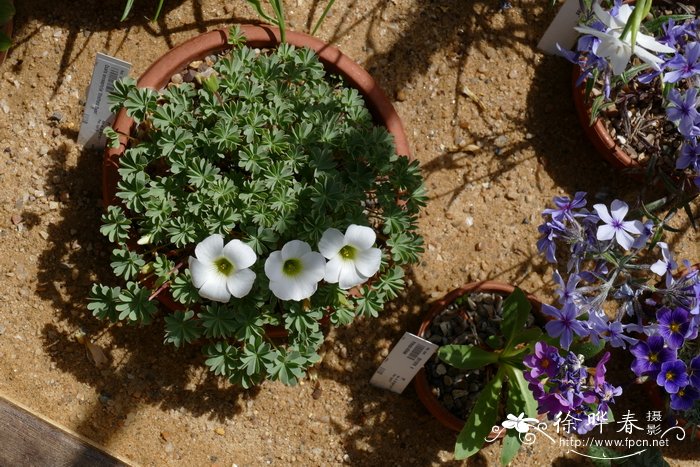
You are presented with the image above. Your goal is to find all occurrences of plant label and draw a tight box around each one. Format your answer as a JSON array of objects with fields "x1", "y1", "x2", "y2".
[
  {"x1": 370, "y1": 332, "x2": 437, "y2": 394},
  {"x1": 77, "y1": 53, "x2": 131, "y2": 149},
  {"x1": 537, "y1": 0, "x2": 580, "y2": 55}
]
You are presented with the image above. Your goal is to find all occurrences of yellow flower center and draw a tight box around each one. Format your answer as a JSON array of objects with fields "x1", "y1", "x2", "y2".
[
  {"x1": 665, "y1": 371, "x2": 674, "y2": 381},
  {"x1": 214, "y1": 257, "x2": 234, "y2": 275},
  {"x1": 283, "y1": 258, "x2": 302, "y2": 276},
  {"x1": 340, "y1": 245, "x2": 356, "y2": 260},
  {"x1": 670, "y1": 323, "x2": 680, "y2": 333}
]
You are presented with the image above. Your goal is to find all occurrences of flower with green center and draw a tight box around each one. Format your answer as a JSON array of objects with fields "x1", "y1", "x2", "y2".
[
  {"x1": 264, "y1": 240, "x2": 326, "y2": 301},
  {"x1": 318, "y1": 224, "x2": 381, "y2": 290},
  {"x1": 188, "y1": 234, "x2": 257, "y2": 303}
]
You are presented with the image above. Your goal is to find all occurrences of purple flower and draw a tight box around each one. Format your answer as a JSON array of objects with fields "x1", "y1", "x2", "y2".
[
  {"x1": 650, "y1": 242, "x2": 678, "y2": 287},
  {"x1": 657, "y1": 360, "x2": 689, "y2": 394},
  {"x1": 596, "y1": 382, "x2": 623, "y2": 414},
  {"x1": 593, "y1": 200, "x2": 643, "y2": 250},
  {"x1": 537, "y1": 219, "x2": 566, "y2": 263},
  {"x1": 666, "y1": 88, "x2": 700, "y2": 139},
  {"x1": 543, "y1": 192, "x2": 587, "y2": 221},
  {"x1": 524, "y1": 342, "x2": 564, "y2": 380},
  {"x1": 690, "y1": 356, "x2": 700, "y2": 389},
  {"x1": 553, "y1": 270, "x2": 581, "y2": 305},
  {"x1": 587, "y1": 313, "x2": 637, "y2": 348},
  {"x1": 629, "y1": 335, "x2": 676, "y2": 378},
  {"x1": 670, "y1": 385, "x2": 700, "y2": 411},
  {"x1": 677, "y1": 140, "x2": 700, "y2": 171},
  {"x1": 543, "y1": 302, "x2": 587, "y2": 350},
  {"x1": 664, "y1": 42, "x2": 700, "y2": 83},
  {"x1": 631, "y1": 220, "x2": 655, "y2": 249},
  {"x1": 657, "y1": 307, "x2": 691, "y2": 349},
  {"x1": 658, "y1": 19, "x2": 690, "y2": 48}
]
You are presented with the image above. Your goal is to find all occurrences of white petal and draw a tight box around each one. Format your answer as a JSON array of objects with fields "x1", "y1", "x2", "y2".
[
  {"x1": 633, "y1": 46, "x2": 665, "y2": 71},
  {"x1": 650, "y1": 259, "x2": 668, "y2": 277},
  {"x1": 573, "y1": 26, "x2": 618, "y2": 43},
  {"x1": 318, "y1": 228, "x2": 345, "y2": 259},
  {"x1": 324, "y1": 257, "x2": 343, "y2": 284},
  {"x1": 264, "y1": 251, "x2": 285, "y2": 282},
  {"x1": 615, "y1": 229, "x2": 634, "y2": 250},
  {"x1": 597, "y1": 224, "x2": 616, "y2": 241},
  {"x1": 195, "y1": 234, "x2": 224, "y2": 262},
  {"x1": 344, "y1": 224, "x2": 376, "y2": 250},
  {"x1": 592, "y1": 2, "x2": 614, "y2": 27},
  {"x1": 636, "y1": 32, "x2": 676, "y2": 54},
  {"x1": 281, "y1": 240, "x2": 312, "y2": 260},
  {"x1": 223, "y1": 239, "x2": 257, "y2": 269},
  {"x1": 198, "y1": 274, "x2": 231, "y2": 302},
  {"x1": 227, "y1": 268, "x2": 256, "y2": 298},
  {"x1": 612, "y1": 4, "x2": 633, "y2": 26},
  {"x1": 593, "y1": 204, "x2": 613, "y2": 224},
  {"x1": 515, "y1": 422, "x2": 530, "y2": 434},
  {"x1": 609, "y1": 200, "x2": 629, "y2": 222},
  {"x1": 502, "y1": 420, "x2": 517, "y2": 429},
  {"x1": 270, "y1": 276, "x2": 317, "y2": 301},
  {"x1": 300, "y1": 251, "x2": 326, "y2": 282},
  {"x1": 622, "y1": 220, "x2": 643, "y2": 235},
  {"x1": 354, "y1": 247, "x2": 381, "y2": 278},
  {"x1": 597, "y1": 39, "x2": 632, "y2": 75},
  {"x1": 338, "y1": 262, "x2": 366, "y2": 290},
  {"x1": 189, "y1": 256, "x2": 213, "y2": 288}
]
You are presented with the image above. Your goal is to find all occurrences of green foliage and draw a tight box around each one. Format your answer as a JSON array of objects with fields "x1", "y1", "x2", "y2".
[
  {"x1": 0, "y1": 0, "x2": 14, "y2": 52},
  {"x1": 437, "y1": 288, "x2": 541, "y2": 463},
  {"x1": 94, "y1": 34, "x2": 425, "y2": 388}
]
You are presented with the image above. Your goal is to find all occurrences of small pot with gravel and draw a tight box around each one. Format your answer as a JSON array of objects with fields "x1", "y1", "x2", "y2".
[
  {"x1": 414, "y1": 281, "x2": 546, "y2": 464},
  {"x1": 561, "y1": 0, "x2": 699, "y2": 202},
  {"x1": 89, "y1": 24, "x2": 426, "y2": 388}
]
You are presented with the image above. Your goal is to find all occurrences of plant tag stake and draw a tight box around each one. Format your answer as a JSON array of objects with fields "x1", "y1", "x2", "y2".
[
  {"x1": 370, "y1": 332, "x2": 437, "y2": 394},
  {"x1": 537, "y1": 0, "x2": 580, "y2": 55},
  {"x1": 77, "y1": 53, "x2": 131, "y2": 149}
]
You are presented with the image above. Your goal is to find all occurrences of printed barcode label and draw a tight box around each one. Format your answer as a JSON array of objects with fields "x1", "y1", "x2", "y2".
[
  {"x1": 77, "y1": 53, "x2": 132, "y2": 149},
  {"x1": 369, "y1": 332, "x2": 438, "y2": 394}
]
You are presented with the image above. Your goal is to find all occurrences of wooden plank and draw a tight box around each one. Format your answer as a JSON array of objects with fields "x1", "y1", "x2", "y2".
[{"x1": 0, "y1": 395, "x2": 132, "y2": 466}]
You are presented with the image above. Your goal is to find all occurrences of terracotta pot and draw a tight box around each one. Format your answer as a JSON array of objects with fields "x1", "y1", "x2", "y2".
[
  {"x1": 103, "y1": 24, "x2": 410, "y2": 207},
  {"x1": 0, "y1": 0, "x2": 14, "y2": 66},
  {"x1": 571, "y1": 66, "x2": 642, "y2": 171},
  {"x1": 413, "y1": 280, "x2": 544, "y2": 432}
]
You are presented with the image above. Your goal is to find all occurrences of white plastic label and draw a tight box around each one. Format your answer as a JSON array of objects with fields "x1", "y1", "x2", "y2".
[
  {"x1": 537, "y1": 0, "x2": 581, "y2": 55},
  {"x1": 77, "y1": 53, "x2": 132, "y2": 149},
  {"x1": 370, "y1": 332, "x2": 438, "y2": 394}
]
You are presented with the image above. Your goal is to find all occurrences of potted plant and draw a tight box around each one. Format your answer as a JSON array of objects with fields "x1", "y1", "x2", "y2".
[
  {"x1": 560, "y1": 0, "x2": 699, "y2": 201},
  {"x1": 414, "y1": 282, "x2": 546, "y2": 464},
  {"x1": 89, "y1": 25, "x2": 426, "y2": 388},
  {"x1": 536, "y1": 192, "x2": 700, "y2": 437},
  {"x1": 0, "y1": 0, "x2": 14, "y2": 65}
]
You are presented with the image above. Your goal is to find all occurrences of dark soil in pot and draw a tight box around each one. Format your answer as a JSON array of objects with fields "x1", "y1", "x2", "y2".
[{"x1": 421, "y1": 290, "x2": 536, "y2": 425}]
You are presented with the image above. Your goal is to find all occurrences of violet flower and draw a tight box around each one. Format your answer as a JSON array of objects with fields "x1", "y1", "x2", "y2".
[
  {"x1": 657, "y1": 307, "x2": 692, "y2": 349},
  {"x1": 629, "y1": 334, "x2": 676, "y2": 378},
  {"x1": 657, "y1": 360, "x2": 689, "y2": 394},
  {"x1": 677, "y1": 140, "x2": 700, "y2": 171},
  {"x1": 689, "y1": 356, "x2": 700, "y2": 389},
  {"x1": 543, "y1": 192, "x2": 588, "y2": 221},
  {"x1": 543, "y1": 302, "x2": 588, "y2": 350},
  {"x1": 553, "y1": 270, "x2": 581, "y2": 305},
  {"x1": 666, "y1": 88, "x2": 700, "y2": 139},
  {"x1": 664, "y1": 42, "x2": 700, "y2": 83},
  {"x1": 524, "y1": 341, "x2": 563, "y2": 380},
  {"x1": 592, "y1": 200, "x2": 643, "y2": 250},
  {"x1": 650, "y1": 242, "x2": 678, "y2": 288},
  {"x1": 671, "y1": 385, "x2": 700, "y2": 411}
]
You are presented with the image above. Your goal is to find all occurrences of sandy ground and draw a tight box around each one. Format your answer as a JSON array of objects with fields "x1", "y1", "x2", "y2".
[{"x1": 0, "y1": 0, "x2": 698, "y2": 466}]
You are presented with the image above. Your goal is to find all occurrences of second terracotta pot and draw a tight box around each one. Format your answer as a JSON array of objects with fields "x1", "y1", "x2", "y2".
[{"x1": 413, "y1": 280, "x2": 543, "y2": 432}]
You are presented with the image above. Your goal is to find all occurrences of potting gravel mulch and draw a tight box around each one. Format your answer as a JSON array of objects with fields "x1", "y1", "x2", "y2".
[{"x1": 0, "y1": 1, "x2": 698, "y2": 466}]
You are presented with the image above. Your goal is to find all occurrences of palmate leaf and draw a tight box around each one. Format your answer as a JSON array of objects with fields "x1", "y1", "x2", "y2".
[
  {"x1": 375, "y1": 266, "x2": 404, "y2": 300},
  {"x1": 164, "y1": 310, "x2": 202, "y2": 348},
  {"x1": 232, "y1": 306, "x2": 266, "y2": 341},
  {"x1": 266, "y1": 348, "x2": 307, "y2": 386},
  {"x1": 124, "y1": 86, "x2": 157, "y2": 124},
  {"x1": 100, "y1": 205, "x2": 131, "y2": 243},
  {"x1": 116, "y1": 171, "x2": 149, "y2": 213},
  {"x1": 204, "y1": 342, "x2": 239, "y2": 376},
  {"x1": 108, "y1": 77, "x2": 136, "y2": 113},
  {"x1": 284, "y1": 302, "x2": 322, "y2": 334},
  {"x1": 386, "y1": 232, "x2": 423, "y2": 264},
  {"x1": 171, "y1": 271, "x2": 200, "y2": 305},
  {"x1": 110, "y1": 247, "x2": 145, "y2": 280},
  {"x1": 354, "y1": 287, "x2": 385, "y2": 318},
  {"x1": 115, "y1": 281, "x2": 157, "y2": 325},
  {"x1": 198, "y1": 303, "x2": 237, "y2": 338},
  {"x1": 87, "y1": 284, "x2": 122, "y2": 322},
  {"x1": 239, "y1": 337, "x2": 274, "y2": 377}
]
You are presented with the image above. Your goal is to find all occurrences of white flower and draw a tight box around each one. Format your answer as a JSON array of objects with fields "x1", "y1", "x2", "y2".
[
  {"x1": 593, "y1": 200, "x2": 644, "y2": 250},
  {"x1": 574, "y1": 3, "x2": 675, "y2": 75},
  {"x1": 265, "y1": 240, "x2": 326, "y2": 301},
  {"x1": 318, "y1": 224, "x2": 381, "y2": 290},
  {"x1": 502, "y1": 413, "x2": 538, "y2": 434},
  {"x1": 188, "y1": 234, "x2": 257, "y2": 302},
  {"x1": 650, "y1": 242, "x2": 678, "y2": 287}
]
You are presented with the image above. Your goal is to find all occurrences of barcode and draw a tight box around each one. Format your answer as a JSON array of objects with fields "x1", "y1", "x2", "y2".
[
  {"x1": 104, "y1": 67, "x2": 120, "y2": 95},
  {"x1": 407, "y1": 343, "x2": 425, "y2": 361},
  {"x1": 376, "y1": 367, "x2": 385, "y2": 375}
]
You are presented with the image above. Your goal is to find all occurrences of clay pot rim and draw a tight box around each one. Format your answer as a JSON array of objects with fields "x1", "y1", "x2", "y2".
[
  {"x1": 413, "y1": 280, "x2": 544, "y2": 433},
  {"x1": 571, "y1": 65, "x2": 642, "y2": 171},
  {"x1": 104, "y1": 24, "x2": 410, "y2": 206}
]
